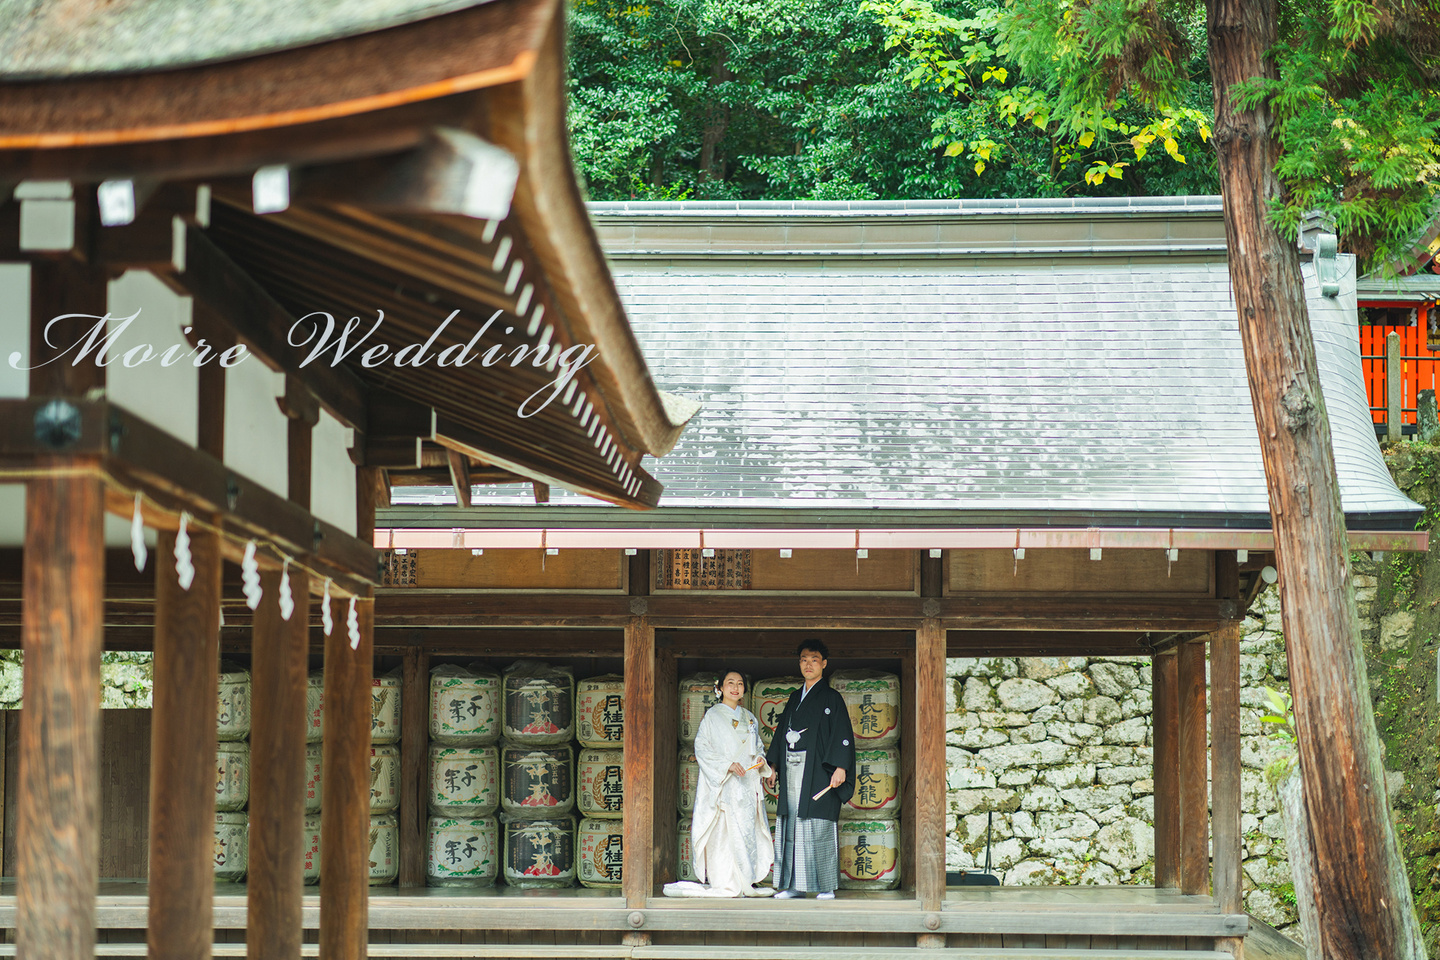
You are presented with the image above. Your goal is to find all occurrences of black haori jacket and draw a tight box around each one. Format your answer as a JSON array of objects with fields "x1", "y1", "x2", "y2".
[{"x1": 764, "y1": 677, "x2": 857, "y2": 821}]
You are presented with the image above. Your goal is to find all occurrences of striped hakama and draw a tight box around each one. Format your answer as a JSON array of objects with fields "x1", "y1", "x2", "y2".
[{"x1": 773, "y1": 749, "x2": 840, "y2": 892}]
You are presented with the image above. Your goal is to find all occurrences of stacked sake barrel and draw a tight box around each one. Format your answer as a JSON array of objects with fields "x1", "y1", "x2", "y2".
[
  {"x1": 831, "y1": 669, "x2": 902, "y2": 890},
  {"x1": 213, "y1": 663, "x2": 251, "y2": 881},
  {"x1": 575, "y1": 674, "x2": 625, "y2": 889},
  {"x1": 750, "y1": 676, "x2": 802, "y2": 820},
  {"x1": 500, "y1": 661, "x2": 576, "y2": 888},
  {"x1": 427, "y1": 663, "x2": 502, "y2": 887},
  {"x1": 300, "y1": 668, "x2": 404, "y2": 885},
  {"x1": 675, "y1": 673, "x2": 718, "y2": 884}
]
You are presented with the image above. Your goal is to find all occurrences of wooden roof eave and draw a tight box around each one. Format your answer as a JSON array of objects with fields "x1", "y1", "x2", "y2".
[{"x1": 484, "y1": 7, "x2": 694, "y2": 459}]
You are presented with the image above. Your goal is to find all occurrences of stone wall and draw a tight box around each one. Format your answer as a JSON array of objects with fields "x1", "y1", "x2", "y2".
[{"x1": 944, "y1": 586, "x2": 1303, "y2": 938}]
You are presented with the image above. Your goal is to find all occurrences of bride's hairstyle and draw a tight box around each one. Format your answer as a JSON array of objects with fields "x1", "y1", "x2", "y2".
[{"x1": 714, "y1": 669, "x2": 748, "y2": 698}]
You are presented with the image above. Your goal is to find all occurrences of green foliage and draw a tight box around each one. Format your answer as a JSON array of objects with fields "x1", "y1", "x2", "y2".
[
  {"x1": 1259, "y1": 685, "x2": 1299, "y2": 787},
  {"x1": 1231, "y1": 2, "x2": 1440, "y2": 274}
]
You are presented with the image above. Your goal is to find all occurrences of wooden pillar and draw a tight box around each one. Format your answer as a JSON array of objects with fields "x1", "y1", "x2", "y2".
[
  {"x1": 1152, "y1": 650, "x2": 1181, "y2": 889},
  {"x1": 320, "y1": 588, "x2": 373, "y2": 959},
  {"x1": 147, "y1": 527, "x2": 223, "y2": 960},
  {"x1": 1211, "y1": 621, "x2": 1243, "y2": 915},
  {"x1": 248, "y1": 569, "x2": 309, "y2": 960},
  {"x1": 398, "y1": 646, "x2": 429, "y2": 887},
  {"x1": 15, "y1": 469, "x2": 105, "y2": 960},
  {"x1": 915, "y1": 618, "x2": 947, "y2": 915},
  {"x1": 622, "y1": 613, "x2": 656, "y2": 909},
  {"x1": 1177, "y1": 638, "x2": 1210, "y2": 896}
]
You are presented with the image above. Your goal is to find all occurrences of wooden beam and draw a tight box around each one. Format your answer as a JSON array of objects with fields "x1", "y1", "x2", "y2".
[
  {"x1": 915, "y1": 619, "x2": 946, "y2": 913},
  {"x1": 622, "y1": 614, "x2": 655, "y2": 909},
  {"x1": 398, "y1": 647, "x2": 430, "y2": 887},
  {"x1": 1152, "y1": 650, "x2": 1181, "y2": 890},
  {"x1": 28, "y1": 257, "x2": 108, "y2": 396},
  {"x1": 287, "y1": 128, "x2": 519, "y2": 220},
  {"x1": 15, "y1": 467, "x2": 105, "y2": 960},
  {"x1": 173, "y1": 223, "x2": 369, "y2": 433},
  {"x1": 1210, "y1": 621, "x2": 1242, "y2": 914},
  {"x1": 446, "y1": 449, "x2": 472, "y2": 508},
  {"x1": 1177, "y1": 639, "x2": 1209, "y2": 896},
  {"x1": 248, "y1": 569, "x2": 309, "y2": 960},
  {"x1": 147, "y1": 527, "x2": 222, "y2": 960},
  {"x1": 320, "y1": 587, "x2": 372, "y2": 958}
]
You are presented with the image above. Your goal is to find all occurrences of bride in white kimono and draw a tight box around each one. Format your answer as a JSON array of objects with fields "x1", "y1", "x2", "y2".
[{"x1": 663, "y1": 670, "x2": 775, "y2": 897}]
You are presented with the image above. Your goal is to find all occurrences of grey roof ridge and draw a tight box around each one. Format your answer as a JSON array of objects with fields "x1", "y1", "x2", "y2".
[{"x1": 586, "y1": 196, "x2": 1225, "y2": 217}]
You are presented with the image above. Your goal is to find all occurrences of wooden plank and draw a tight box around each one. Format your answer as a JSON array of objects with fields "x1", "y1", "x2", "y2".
[
  {"x1": 653, "y1": 647, "x2": 679, "y2": 888},
  {"x1": 1210, "y1": 622, "x2": 1242, "y2": 915},
  {"x1": 1152, "y1": 651, "x2": 1180, "y2": 890},
  {"x1": 27, "y1": 258, "x2": 107, "y2": 395},
  {"x1": 948, "y1": 549, "x2": 1212, "y2": 596},
  {"x1": 899, "y1": 648, "x2": 916, "y2": 894},
  {"x1": 320, "y1": 585, "x2": 373, "y2": 958},
  {"x1": 398, "y1": 647, "x2": 430, "y2": 887},
  {"x1": 623, "y1": 615, "x2": 656, "y2": 908},
  {"x1": 248, "y1": 569, "x2": 309, "y2": 960},
  {"x1": 98, "y1": 711, "x2": 150, "y2": 880},
  {"x1": 2, "y1": 712, "x2": 17, "y2": 877},
  {"x1": 15, "y1": 468, "x2": 105, "y2": 960},
  {"x1": 1177, "y1": 639, "x2": 1209, "y2": 896},
  {"x1": 446, "y1": 450, "x2": 472, "y2": 508},
  {"x1": 738, "y1": 550, "x2": 916, "y2": 593},
  {"x1": 408, "y1": 550, "x2": 625, "y2": 591},
  {"x1": 147, "y1": 526, "x2": 221, "y2": 958},
  {"x1": 914, "y1": 619, "x2": 945, "y2": 912}
]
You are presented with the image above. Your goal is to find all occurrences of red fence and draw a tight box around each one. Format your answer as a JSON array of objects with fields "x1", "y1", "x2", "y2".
[{"x1": 1360, "y1": 319, "x2": 1437, "y2": 427}]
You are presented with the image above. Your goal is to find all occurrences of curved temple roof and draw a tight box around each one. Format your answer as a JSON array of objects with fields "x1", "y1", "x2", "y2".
[{"x1": 406, "y1": 200, "x2": 1421, "y2": 535}]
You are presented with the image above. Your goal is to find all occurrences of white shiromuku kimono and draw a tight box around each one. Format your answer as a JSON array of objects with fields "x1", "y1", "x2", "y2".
[{"x1": 663, "y1": 702, "x2": 775, "y2": 897}]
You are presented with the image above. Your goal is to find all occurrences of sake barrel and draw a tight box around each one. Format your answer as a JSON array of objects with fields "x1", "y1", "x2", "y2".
[
  {"x1": 304, "y1": 742, "x2": 323, "y2": 813},
  {"x1": 830, "y1": 670, "x2": 901, "y2": 748},
  {"x1": 214, "y1": 740, "x2": 250, "y2": 812},
  {"x1": 678, "y1": 673, "x2": 719, "y2": 743},
  {"x1": 577, "y1": 817, "x2": 624, "y2": 888},
  {"x1": 575, "y1": 674, "x2": 625, "y2": 747},
  {"x1": 305, "y1": 670, "x2": 325, "y2": 743},
  {"x1": 500, "y1": 742, "x2": 574, "y2": 819},
  {"x1": 369, "y1": 744, "x2": 402, "y2": 814},
  {"x1": 429, "y1": 744, "x2": 500, "y2": 817},
  {"x1": 576, "y1": 748, "x2": 625, "y2": 819},
  {"x1": 504, "y1": 817, "x2": 576, "y2": 889},
  {"x1": 750, "y1": 676, "x2": 802, "y2": 750},
  {"x1": 842, "y1": 748, "x2": 901, "y2": 820},
  {"x1": 368, "y1": 813, "x2": 399, "y2": 886},
  {"x1": 677, "y1": 749, "x2": 699, "y2": 816},
  {"x1": 213, "y1": 812, "x2": 248, "y2": 881},
  {"x1": 676, "y1": 817, "x2": 697, "y2": 882},
  {"x1": 216, "y1": 662, "x2": 251, "y2": 741},
  {"x1": 371, "y1": 668, "x2": 402, "y2": 744},
  {"x1": 302, "y1": 814, "x2": 322, "y2": 885},
  {"x1": 429, "y1": 664, "x2": 502, "y2": 745},
  {"x1": 838, "y1": 819, "x2": 901, "y2": 890},
  {"x1": 502, "y1": 661, "x2": 574, "y2": 745},
  {"x1": 427, "y1": 816, "x2": 499, "y2": 887}
]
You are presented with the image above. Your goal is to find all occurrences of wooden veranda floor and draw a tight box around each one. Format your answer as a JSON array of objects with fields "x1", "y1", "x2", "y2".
[{"x1": 0, "y1": 883, "x2": 1293, "y2": 959}]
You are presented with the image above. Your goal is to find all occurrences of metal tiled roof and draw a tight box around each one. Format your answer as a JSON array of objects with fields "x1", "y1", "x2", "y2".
[{"x1": 588, "y1": 256, "x2": 1414, "y2": 524}]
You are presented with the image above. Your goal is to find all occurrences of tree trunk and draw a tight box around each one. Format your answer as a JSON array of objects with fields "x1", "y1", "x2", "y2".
[
  {"x1": 1205, "y1": 1, "x2": 1425, "y2": 957},
  {"x1": 1277, "y1": 768, "x2": 1322, "y2": 957}
]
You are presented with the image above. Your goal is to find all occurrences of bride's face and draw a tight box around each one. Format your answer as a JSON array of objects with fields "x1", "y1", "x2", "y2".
[{"x1": 720, "y1": 672, "x2": 745, "y2": 707}]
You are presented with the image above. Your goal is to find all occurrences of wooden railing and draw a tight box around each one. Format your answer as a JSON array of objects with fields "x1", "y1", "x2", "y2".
[{"x1": 1359, "y1": 324, "x2": 1439, "y2": 434}]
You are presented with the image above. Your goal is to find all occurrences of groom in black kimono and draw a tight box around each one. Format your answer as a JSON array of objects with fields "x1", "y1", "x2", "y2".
[{"x1": 763, "y1": 639, "x2": 855, "y2": 899}]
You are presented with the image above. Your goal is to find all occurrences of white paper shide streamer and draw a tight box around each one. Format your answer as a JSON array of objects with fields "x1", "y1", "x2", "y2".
[
  {"x1": 242, "y1": 541, "x2": 263, "y2": 610},
  {"x1": 321, "y1": 579, "x2": 334, "y2": 636},
  {"x1": 278, "y1": 559, "x2": 295, "y2": 621},
  {"x1": 347, "y1": 596, "x2": 360, "y2": 650},
  {"x1": 130, "y1": 492, "x2": 147, "y2": 572},
  {"x1": 174, "y1": 512, "x2": 195, "y2": 591}
]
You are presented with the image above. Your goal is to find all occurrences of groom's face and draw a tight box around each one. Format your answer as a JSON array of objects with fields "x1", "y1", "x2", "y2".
[{"x1": 798, "y1": 649, "x2": 826, "y2": 682}]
